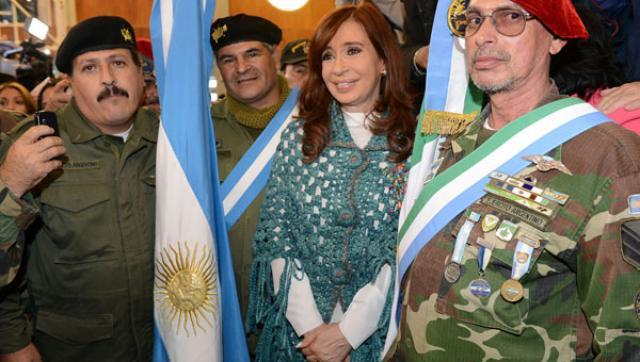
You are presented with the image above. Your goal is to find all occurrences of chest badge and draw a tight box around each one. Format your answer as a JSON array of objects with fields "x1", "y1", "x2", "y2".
[
  {"x1": 481, "y1": 214, "x2": 500, "y2": 232},
  {"x1": 496, "y1": 220, "x2": 518, "y2": 242},
  {"x1": 523, "y1": 155, "x2": 573, "y2": 176}
]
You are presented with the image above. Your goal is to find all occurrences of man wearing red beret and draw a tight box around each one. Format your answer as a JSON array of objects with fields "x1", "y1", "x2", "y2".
[{"x1": 388, "y1": 0, "x2": 640, "y2": 360}]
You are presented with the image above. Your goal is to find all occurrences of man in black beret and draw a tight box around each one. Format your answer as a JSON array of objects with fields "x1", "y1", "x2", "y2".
[
  {"x1": 209, "y1": 13, "x2": 296, "y2": 335},
  {"x1": 0, "y1": 16, "x2": 157, "y2": 362},
  {"x1": 280, "y1": 38, "x2": 310, "y2": 89}
]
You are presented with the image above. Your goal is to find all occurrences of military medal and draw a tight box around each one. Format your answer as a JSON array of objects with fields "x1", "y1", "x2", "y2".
[
  {"x1": 496, "y1": 220, "x2": 518, "y2": 242},
  {"x1": 482, "y1": 214, "x2": 500, "y2": 232},
  {"x1": 501, "y1": 238, "x2": 535, "y2": 303},
  {"x1": 500, "y1": 279, "x2": 524, "y2": 302},
  {"x1": 444, "y1": 262, "x2": 462, "y2": 283},
  {"x1": 470, "y1": 245, "x2": 492, "y2": 298},
  {"x1": 470, "y1": 279, "x2": 492, "y2": 298},
  {"x1": 444, "y1": 210, "x2": 481, "y2": 284}
]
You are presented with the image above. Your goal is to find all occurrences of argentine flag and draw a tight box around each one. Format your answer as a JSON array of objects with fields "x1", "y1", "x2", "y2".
[
  {"x1": 150, "y1": 0, "x2": 249, "y2": 361},
  {"x1": 383, "y1": 0, "x2": 482, "y2": 355}
]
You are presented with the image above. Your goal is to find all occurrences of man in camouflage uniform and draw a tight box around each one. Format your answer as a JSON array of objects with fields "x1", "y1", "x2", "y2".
[
  {"x1": 389, "y1": 0, "x2": 640, "y2": 360},
  {"x1": 0, "y1": 17, "x2": 157, "y2": 361},
  {"x1": 209, "y1": 14, "x2": 293, "y2": 319}
]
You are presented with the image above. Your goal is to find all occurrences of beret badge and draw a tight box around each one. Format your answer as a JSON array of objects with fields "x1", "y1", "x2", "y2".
[
  {"x1": 211, "y1": 24, "x2": 228, "y2": 44},
  {"x1": 121, "y1": 28, "x2": 133, "y2": 43},
  {"x1": 448, "y1": 0, "x2": 467, "y2": 37}
]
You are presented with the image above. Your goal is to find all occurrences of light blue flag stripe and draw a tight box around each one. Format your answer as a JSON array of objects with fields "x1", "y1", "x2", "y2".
[
  {"x1": 398, "y1": 111, "x2": 611, "y2": 278},
  {"x1": 421, "y1": 1, "x2": 454, "y2": 112},
  {"x1": 221, "y1": 88, "x2": 299, "y2": 227},
  {"x1": 150, "y1": 0, "x2": 249, "y2": 360}
]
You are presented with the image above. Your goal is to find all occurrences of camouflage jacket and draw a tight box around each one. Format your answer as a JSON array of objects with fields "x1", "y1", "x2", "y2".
[
  {"x1": 0, "y1": 180, "x2": 38, "y2": 288},
  {"x1": 391, "y1": 102, "x2": 640, "y2": 361}
]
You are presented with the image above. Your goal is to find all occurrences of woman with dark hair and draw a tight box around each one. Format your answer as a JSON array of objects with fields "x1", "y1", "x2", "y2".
[
  {"x1": 551, "y1": 3, "x2": 640, "y2": 134},
  {"x1": 247, "y1": 2, "x2": 415, "y2": 361}
]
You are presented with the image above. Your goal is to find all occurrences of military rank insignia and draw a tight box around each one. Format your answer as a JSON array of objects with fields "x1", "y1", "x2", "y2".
[
  {"x1": 421, "y1": 110, "x2": 477, "y2": 135},
  {"x1": 447, "y1": 0, "x2": 468, "y2": 37}
]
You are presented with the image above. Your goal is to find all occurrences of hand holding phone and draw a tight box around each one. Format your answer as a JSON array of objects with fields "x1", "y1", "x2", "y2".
[{"x1": 34, "y1": 111, "x2": 60, "y2": 137}]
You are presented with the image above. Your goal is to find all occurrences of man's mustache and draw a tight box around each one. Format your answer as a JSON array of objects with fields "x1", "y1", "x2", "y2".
[{"x1": 97, "y1": 85, "x2": 129, "y2": 102}]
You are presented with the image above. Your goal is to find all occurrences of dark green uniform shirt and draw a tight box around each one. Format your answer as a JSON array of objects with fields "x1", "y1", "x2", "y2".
[{"x1": 0, "y1": 100, "x2": 158, "y2": 362}]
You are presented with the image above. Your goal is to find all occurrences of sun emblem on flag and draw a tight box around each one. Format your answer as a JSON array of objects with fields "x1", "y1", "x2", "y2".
[{"x1": 156, "y1": 241, "x2": 218, "y2": 336}]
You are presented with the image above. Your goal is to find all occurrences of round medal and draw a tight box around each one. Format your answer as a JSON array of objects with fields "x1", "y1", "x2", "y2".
[
  {"x1": 444, "y1": 262, "x2": 461, "y2": 284},
  {"x1": 500, "y1": 279, "x2": 524, "y2": 303},
  {"x1": 469, "y1": 279, "x2": 492, "y2": 298}
]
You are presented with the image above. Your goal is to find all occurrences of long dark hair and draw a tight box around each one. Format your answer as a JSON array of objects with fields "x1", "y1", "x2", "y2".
[
  {"x1": 551, "y1": 4, "x2": 625, "y2": 100},
  {"x1": 299, "y1": 1, "x2": 415, "y2": 163}
]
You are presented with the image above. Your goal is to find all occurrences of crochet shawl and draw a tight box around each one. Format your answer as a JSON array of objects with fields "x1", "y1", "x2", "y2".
[{"x1": 247, "y1": 102, "x2": 408, "y2": 361}]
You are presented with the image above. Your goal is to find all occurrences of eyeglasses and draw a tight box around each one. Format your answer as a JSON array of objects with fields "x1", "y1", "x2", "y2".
[{"x1": 463, "y1": 8, "x2": 534, "y2": 37}]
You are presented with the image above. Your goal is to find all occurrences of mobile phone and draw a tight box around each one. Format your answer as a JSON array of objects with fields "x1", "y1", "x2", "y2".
[{"x1": 34, "y1": 111, "x2": 60, "y2": 137}]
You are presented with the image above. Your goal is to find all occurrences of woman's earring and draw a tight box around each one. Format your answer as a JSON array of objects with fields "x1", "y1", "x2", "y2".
[{"x1": 381, "y1": 68, "x2": 387, "y2": 76}]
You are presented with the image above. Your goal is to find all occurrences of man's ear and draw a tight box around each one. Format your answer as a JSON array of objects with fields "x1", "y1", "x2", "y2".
[
  {"x1": 549, "y1": 37, "x2": 567, "y2": 55},
  {"x1": 273, "y1": 45, "x2": 282, "y2": 71}
]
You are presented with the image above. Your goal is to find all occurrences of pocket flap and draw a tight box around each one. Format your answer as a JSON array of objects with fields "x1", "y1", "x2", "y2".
[
  {"x1": 40, "y1": 184, "x2": 110, "y2": 212},
  {"x1": 36, "y1": 310, "x2": 113, "y2": 345}
]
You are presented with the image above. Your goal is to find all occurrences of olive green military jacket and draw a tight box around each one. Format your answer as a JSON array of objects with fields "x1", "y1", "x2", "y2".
[
  {"x1": 0, "y1": 100, "x2": 158, "y2": 362},
  {"x1": 391, "y1": 99, "x2": 640, "y2": 361},
  {"x1": 211, "y1": 98, "x2": 267, "y2": 319}
]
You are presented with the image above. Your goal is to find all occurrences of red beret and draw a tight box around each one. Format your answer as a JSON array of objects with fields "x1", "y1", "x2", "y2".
[
  {"x1": 512, "y1": 0, "x2": 588, "y2": 39},
  {"x1": 137, "y1": 38, "x2": 153, "y2": 60}
]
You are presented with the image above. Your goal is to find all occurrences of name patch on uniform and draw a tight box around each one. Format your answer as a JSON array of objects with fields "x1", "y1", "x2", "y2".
[
  {"x1": 482, "y1": 195, "x2": 550, "y2": 229},
  {"x1": 62, "y1": 160, "x2": 100, "y2": 170},
  {"x1": 636, "y1": 289, "x2": 640, "y2": 320}
]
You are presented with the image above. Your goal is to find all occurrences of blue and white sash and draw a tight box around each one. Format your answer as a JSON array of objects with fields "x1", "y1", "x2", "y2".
[
  {"x1": 384, "y1": 0, "x2": 482, "y2": 353},
  {"x1": 221, "y1": 88, "x2": 299, "y2": 227},
  {"x1": 397, "y1": 98, "x2": 611, "y2": 280}
]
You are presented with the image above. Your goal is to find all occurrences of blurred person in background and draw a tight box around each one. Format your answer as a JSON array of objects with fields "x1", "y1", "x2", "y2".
[
  {"x1": 280, "y1": 38, "x2": 310, "y2": 89},
  {"x1": 0, "y1": 82, "x2": 37, "y2": 115}
]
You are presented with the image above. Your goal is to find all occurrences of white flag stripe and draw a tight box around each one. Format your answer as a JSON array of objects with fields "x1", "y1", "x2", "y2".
[
  {"x1": 398, "y1": 103, "x2": 598, "y2": 258},
  {"x1": 159, "y1": 0, "x2": 173, "y2": 65},
  {"x1": 154, "y1": 125, "x2": 222, "y2": 361},
  {"x1": 444, "y1": 37, "x2": 469, "y2": 114},
  {"x1": 222, "y1": 108, "x2": 297, "y2": 215}
]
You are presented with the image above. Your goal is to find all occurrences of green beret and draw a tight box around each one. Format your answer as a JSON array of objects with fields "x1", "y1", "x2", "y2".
[
  {"x1": 210, "y1": 14, "x2": 282, "y2": 53},
  {"x1": 56, "y1": 16, "x2": 137, "y2": 74},
  {"x1": 280, "y1": 39, "x2": 309, "y2": 71}
]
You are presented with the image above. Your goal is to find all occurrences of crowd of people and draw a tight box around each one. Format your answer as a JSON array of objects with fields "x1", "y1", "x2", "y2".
[{"x1": 0, "y1": 0, "x2": 638, "y2": 361}]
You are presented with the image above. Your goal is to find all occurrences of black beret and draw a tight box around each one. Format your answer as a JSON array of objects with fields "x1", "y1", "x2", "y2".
[
  {"x1": 280, "y1": 39, "x2": 309, "y2": 71},
  {"x1": 56, "y1": 16, "x2": 137, "y2": 74},
  {"x1": 210, "y1": 14, "x2": 282, "y2": 53}
]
